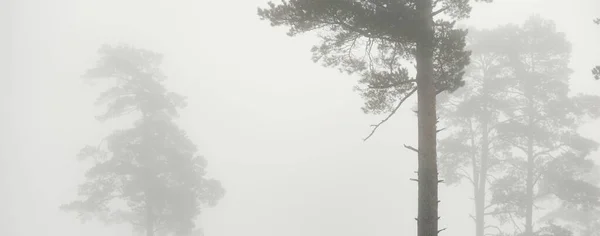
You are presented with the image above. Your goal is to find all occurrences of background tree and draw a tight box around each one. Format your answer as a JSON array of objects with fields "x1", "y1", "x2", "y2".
[
  {"x1": 61, "y1": 44, "x2": 225, "y2": 236},
  {"x1": 538, "y1": 165, "x2": 600, "y2": 236},
  {"x1": 257, "y1": 1, "x2": 491, "y2": 235},
  {"x1": 437, "y1": 25, "x2": 517, "y2": 236},
  {"x1": 486, "y1": 16, "x2": 600, "y2": 236}
]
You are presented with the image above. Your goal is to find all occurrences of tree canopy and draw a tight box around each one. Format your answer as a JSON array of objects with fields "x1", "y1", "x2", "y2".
[
  {"x1": 479, "y1": 16, "x2": 600, "y2": 236},
  {"x1": 257, "y1": 0, "x2": 488, "y2": 139}
]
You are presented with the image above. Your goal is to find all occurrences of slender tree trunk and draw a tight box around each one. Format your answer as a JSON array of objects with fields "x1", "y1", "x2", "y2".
[
  {"x1": 415, "y1": 1, "x2": 438, "y2": 236},
  {"x1": 475, "y1": 70, "x2": 491, "y2": 236},
  {"x1": 146, "y1": 197, "x2": 155, "y2": 236},
  {"x1": 524, "y1": 59, "x2": 535, "y2": 236},
  {"x1": 476, "y1": 120, "x2": 489, "y2": 236},
  {"x1": 525, "y1": 133, "x2": 534, "y2": 236}
]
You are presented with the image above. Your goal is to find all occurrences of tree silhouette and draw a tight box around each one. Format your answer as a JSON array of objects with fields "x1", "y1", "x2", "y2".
[
  {"x1": 61, "y1": 45, "x2": 225, "y2": 236},
  {"x1": 437, "y1": 25, "x2": 518, "y2": 236},
  {"x1": 257, "y1": 1, "x2": 491, "y2": 235},
  {"x1": 484, "y1": 16, "x2": 600, "y2": 236}
]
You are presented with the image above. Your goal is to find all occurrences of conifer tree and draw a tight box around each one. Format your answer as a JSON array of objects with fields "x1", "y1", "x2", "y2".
[
  {"x1": 437, "y1": 25, "x2": 517, "y2": 236},
  {"x1": 257, "y1": 1, "x2": 491, "y2": 235},
  {"x1": 61, "y1": 45, "x2": 225, "y2": 236},
  {"x1": 485, "y1": 16, "x2": 600, "y2": 236}
]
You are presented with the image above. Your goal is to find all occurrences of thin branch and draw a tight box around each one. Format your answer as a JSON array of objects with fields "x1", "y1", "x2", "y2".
[
  {"x1": 508, "y1": 213, "x2": 522, "y2": 233},
  {"x1": 438, "y1": 228, "x2": 447, "y2": 234},
  {"x1": 504, "y1": 139, "x2": 529, "y2": 155},
  {"x1": 431, "y1": 6, "x2": 450, "y2": 17},
  {"x1": 404, "y1": 144, "x2": 419, "y2": 153},
  {"x1": 345, "y1": 36, "x2": 361, "y2": 61},
  {"x1": 484, "y1": 203, "x2": 496, "y2": 210},
  {"x1": 485, "y1": 209, "x2": 515, "y2": 216},
  {"x1": 457, "y1": 167, "x2": 475, "y2": 185},
  {"x1": 363, "y1": 87, "x2": 417, "y2": 141}
]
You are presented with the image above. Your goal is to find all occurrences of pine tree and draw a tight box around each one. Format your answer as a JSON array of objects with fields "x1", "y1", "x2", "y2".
[
  {"x1": 486, "y1": 16, "x2": 600, "y2": 236},
  {"x1": 61, "y1": 45, "x2": 225, "y2": 236},
  {"x1": 437, "y1": 25, "x2": 518, "y2": 236},
  {"x1": 257, "y1": 1, "x2": 491, "y2": 235},
  {"x1": 539, "y1": 166, "x2": 600, "y2": 236}
]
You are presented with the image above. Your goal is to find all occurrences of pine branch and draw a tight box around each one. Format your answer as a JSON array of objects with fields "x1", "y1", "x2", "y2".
[{"x1": 431, "y1": 6, "x2": 451, "y2": 17}]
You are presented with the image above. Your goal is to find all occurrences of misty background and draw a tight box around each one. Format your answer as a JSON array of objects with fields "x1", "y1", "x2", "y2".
[{"x1": 2, "y1": 0, "x2": 600, "y2": 236}]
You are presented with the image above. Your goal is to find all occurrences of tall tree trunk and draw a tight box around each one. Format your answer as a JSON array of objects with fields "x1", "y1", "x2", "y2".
[
  {"x1": 415, "y1": 1, "x2": 438, "y2": 236},
  {"x1": 476, "y1": 120, "x2": 489, "y2": 236},
  {"x1": 525, "y1": 132, "x2": 534, "y2": 236},
  {"x1": 475, "y1": 70, "x2": 491, "y2": 236},
  {"x1": 524, "y1": 59, "x2": 535, "y2": 236},
  {"x1": 146, "y1": 197, "x2": 155, "y2": 236}
]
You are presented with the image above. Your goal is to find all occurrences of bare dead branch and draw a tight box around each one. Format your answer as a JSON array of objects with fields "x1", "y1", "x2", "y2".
[
  {"x1": 508, "y1": 213, "x2": 522, "y2": 233},
  {"x1": 438, "y1": 228, "x2": 447, "y2": 234},
  {"x1": 457, "y1": 167, "x2": 475, "y2": 185},
  {"x1": 404, "y1": 144, "x2": 419, "y2": 153},
  {"x1": 485, "y1": 225, "x2": 503, "y2": 234},
  {"x1": 410, "y1": 178, "x2": 419, "y2": 182},
  {"x1": 363, "y1": 87, "x2": 417, "y2": 141},
  {"x1": 485, "y1": 209, "x2": 516, "y2": 216}
]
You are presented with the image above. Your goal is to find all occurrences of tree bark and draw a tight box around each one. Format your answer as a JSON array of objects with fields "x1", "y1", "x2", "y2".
[{"x1": 415, "y1": 1, "x2": 438, "y2": 236}]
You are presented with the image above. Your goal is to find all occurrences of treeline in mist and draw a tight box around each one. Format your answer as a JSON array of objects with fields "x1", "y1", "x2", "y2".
[
  {"x1": 59, "y1": 1, "x2": 600, "y2": 236},
  {"x1": 438, "y1": 16, "x2": 600, "y2": 236}
]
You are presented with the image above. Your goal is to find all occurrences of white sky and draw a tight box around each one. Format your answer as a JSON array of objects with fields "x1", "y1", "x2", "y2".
[{"x1": 2, "y1": 0, "x2": 600, "y2": 236}]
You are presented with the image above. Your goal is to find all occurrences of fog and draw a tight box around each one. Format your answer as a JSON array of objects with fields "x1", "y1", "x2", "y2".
[{"x1": 3, "y1": 0, "x2": 600, "y2": 236}]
